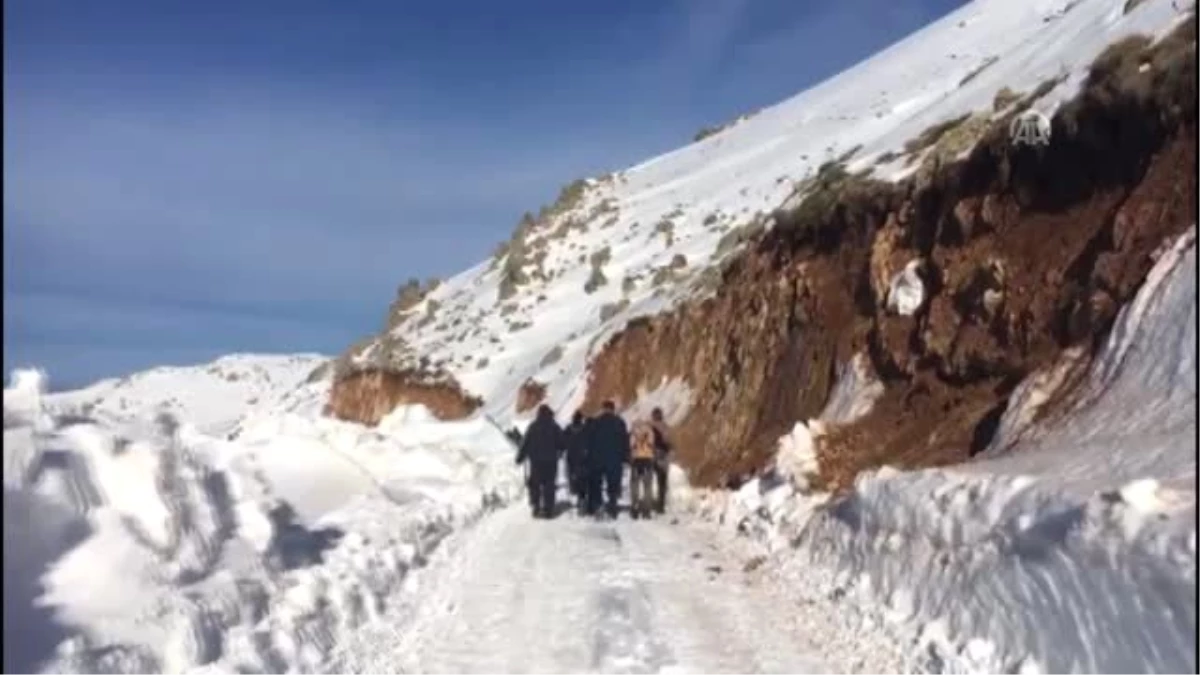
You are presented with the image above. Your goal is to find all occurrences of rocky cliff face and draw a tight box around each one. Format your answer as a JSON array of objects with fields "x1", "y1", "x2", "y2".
[
  {"x1": 583, "y1": 23, "x2": 1197, "y2": 488},
  {"x1": 324, "y1": 331, "x2": 482, "y2": 426},
  {"x1": 324, "y1": 368, "x2": 482, "y2": 424}
]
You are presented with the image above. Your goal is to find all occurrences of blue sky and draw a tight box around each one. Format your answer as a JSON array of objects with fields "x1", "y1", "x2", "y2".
[{"x1": 4, "y1": 0, "x2": 964, "y2": 388}]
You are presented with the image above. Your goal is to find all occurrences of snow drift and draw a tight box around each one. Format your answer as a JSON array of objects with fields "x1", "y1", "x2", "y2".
[{"x1": 2, "y1": 362, "x2": 522, "y2": 673}]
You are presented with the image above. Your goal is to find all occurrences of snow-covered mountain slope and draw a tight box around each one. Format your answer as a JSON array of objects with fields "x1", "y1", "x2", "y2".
[
  {"x1": 43, "y1": 353, "x2": 329, "y2": 437},
  {"x1": 5, "y1": 0, "x2": 1194, "y2": 672},
  {"x1": 362, "y1": 0, "x2": 1192, "y2": 422},
  {"x1": 3, "y1": 369, "x2": 522, "y2": 673}
]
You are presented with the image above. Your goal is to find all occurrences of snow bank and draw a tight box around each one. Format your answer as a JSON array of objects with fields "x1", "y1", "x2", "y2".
[
  {"x1": 3, "y1": 364, "x2": 522, "y2": 673},
  {"x1": 231, "y1": 401, "x2": 522, "y2": 525},
  {"x1": 684, "y1": 465, "x2": 1195, "y2": 673},
  {"x1": 677, "y1": 229, "x2": 1198, "y2": 673}
]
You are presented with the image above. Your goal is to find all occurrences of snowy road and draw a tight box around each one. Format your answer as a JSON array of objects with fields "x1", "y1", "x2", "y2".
[{"x1": 338, "y1": 504, "x2": 827, "y2": 674}]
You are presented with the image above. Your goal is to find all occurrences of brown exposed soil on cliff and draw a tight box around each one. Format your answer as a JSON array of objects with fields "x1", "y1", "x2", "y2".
[
  {"x1": 515, "y1": 379, "x2": 547, "y2": 414},
  {"x1": 325, "y1": 369, "x2": 482, "y2": 425},
  {"x1": 583, "y1": 22, "x2": 1197, "y2": 489}
]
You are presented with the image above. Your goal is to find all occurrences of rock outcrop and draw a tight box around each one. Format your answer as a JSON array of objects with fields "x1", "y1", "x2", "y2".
[
  {"x1": 583, "y1": 22, "x2": 1197, "y2": 489},
  {"x1": 325, "y1": 369, "x2": 481, "y2": 424},
  {"x1": 325, "y1": 331, "x2": 481, "y2": 425},
  {"x1": 515, "y1": 379, "x2": 547, "y2": 414}
]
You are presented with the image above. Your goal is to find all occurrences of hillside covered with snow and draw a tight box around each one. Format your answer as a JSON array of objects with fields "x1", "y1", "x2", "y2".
[
  {"x1": 40, "y1": 353, "x2": 329, "y2": 437},
  {"x1": 341, "y1": 0, "x2": 1192, "y2": 421},
  {"x1": 4, "y1": 0, "x2": 1196, "y2": 672}
]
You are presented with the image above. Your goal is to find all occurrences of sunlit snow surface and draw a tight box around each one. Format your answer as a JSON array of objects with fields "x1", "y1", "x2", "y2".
[
  {"x1": 3, "y1": 0, "x2": 1196, "y2": 671},
  {"x1": 3, "y1": 359, "x2": 522, "y2": 673}
]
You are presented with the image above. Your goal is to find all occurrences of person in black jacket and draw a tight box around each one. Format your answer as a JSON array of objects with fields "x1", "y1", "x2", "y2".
[
  {"x1": 584, "y1": 400, "x2": 630, "y2": 519},
  {"x1": 516, "y1": 405, "x2": 565, "y2": 519},
  {"x1": 564, "y1": 410, "x2": 590, "y2": 513}
]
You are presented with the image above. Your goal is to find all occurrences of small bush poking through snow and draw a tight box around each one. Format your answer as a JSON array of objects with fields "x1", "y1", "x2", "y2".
[
  {"x1": 1123, "y1": 0, "x2": 1149, "y2": 14},
  {"x1": 693, "y1": 264, "x2": 726, "y2": 296},
  {"x1": 915, "y1": 113, "x2": 991, "y2": 181},
  {"x1": 835, "y1": 144, "x2": 864, "y2": 164},
  {"x1": 874, "y1": 150, "x2": 901, "y2": 165},
  {"x1": 654, "y1": 219, "x2": 677, "y2": 247},
  {"x1": 392, "y1": 278, "x2": 425, "y2": 312},
  {"x1": 1013, "y1": 74, "x2": 1067, "y2": 114},
  {"x1": 590, "y1": 246, "x2": 612, "y2": 267},
  {"x1": 670, "y1": 254, "x2": 688, "y2": 269},
  {"x1": 599, "y1": 299, "x2": 630, "y2": 322},
  {"x1": 958, "y1": 55, "x2": 1000, "y2": 87},
  {"x1": 498, "y1": 246, "x2": 530, "y2": 302},
  {"x1": 903, "y1": 114, "x2": 972, "y2": 155},
  {"x1": 386, "y1": 277, "x2": 441, "y2": 330},
  {"x1": 992, "y1": 86, "x2": 1022, "y2": 111},
  {"x1": 584, "y1": 267, "x2": 608, "y2": 294},
  {"x1": 622, "y1": 276, "x2": 638, "y2": 294},
  {"x1": 416, "y1": 298, "x2": 442, "y2": 329},
  {"x1": 584, "y1": 247, "x2": 611, "y2": 294},
  {"x1": 540, "y1": 179, "x2": 589, "y2": 220},
  {"x1": 539, "y1": 346, "x2": 564, "y2": 367},
  {"x1": 651, "y1": 266, "x2": 675, "y2": 288},
  {"x1": 304, "y1": 361, "x2": 335, "y2": 383},
  {"x1": 715, "y1": 217, "x2": 767, "y2": 256}
]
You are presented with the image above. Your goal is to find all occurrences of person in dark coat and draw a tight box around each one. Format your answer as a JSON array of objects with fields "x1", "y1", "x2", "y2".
[
  {"x1": 516, "y1": 405, "x2": 565, "y2": 519},
  {"x1": 584, "y1": 400, "x2": 630, "y2": 519},
  {"x1": 564, "y1": 410, "x2": 590, "y2": 512}
]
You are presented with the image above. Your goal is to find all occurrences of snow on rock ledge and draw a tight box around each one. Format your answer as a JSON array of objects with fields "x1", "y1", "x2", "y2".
[{"x1": 325, "y1": 367, "x2": 482, "y2": 425}]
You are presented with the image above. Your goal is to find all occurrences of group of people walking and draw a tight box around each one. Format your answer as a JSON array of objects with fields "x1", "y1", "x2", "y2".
[{"x1": 512, "y1": 400, "x2": 673, "y2": 520}]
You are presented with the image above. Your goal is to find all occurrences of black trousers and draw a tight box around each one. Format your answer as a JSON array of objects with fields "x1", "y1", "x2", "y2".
[
  {"x1": 568, "y1": 465, "x2": 589, "y2": 507},
  {"x1": 528, "y1": 461, "x2": 558, "y2": 516},
  {"x1": 586, "y1": 464, "x2": 623, "y2": 516}
]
